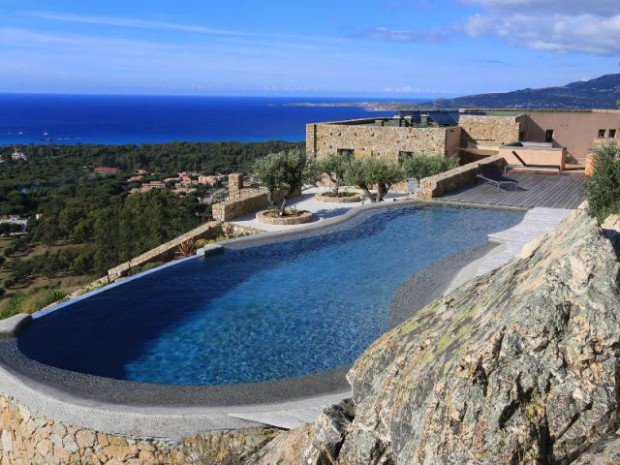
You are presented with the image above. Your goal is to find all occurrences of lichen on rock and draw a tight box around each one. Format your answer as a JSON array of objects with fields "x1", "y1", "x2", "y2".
[{"x1": 251, "y1": 208, "x2": 620, "y2": 464}]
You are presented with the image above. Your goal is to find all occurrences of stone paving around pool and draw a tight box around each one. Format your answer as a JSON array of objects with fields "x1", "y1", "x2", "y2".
[{"x1": 229, "y1": 186, "x2": 407, "y2": 232}]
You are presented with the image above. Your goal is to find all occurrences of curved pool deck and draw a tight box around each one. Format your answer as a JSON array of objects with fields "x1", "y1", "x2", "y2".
[{"x1": 0, "y1": 199, "x2": 526, "y2": 439}]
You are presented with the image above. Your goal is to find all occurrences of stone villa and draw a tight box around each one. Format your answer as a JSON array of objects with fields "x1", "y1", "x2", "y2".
[{"x1": 306, "y1": 109, "x2": 620, "y2": 168}]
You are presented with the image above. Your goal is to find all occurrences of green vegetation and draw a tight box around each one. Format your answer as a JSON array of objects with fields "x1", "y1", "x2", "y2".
[
  {"x1": 0, "y1": 288, "x2": 67, "y2": 319},
  {"x1": 586, "y1": 144, "x2": 620, "y2": 221},
  {"x1": 344, "y1": 157, "x2": 404, "y2": 202},
  {"x1": 253, "y1": 149, "x2": 314, "y2": 216},
  {"x1": 317, "y1": 151, "x2": 353, "y2": 196},
  {"x1": 0, "y1": 140, "x2": 302, "y2": 317},
  {"x1": 402, "y1": 153, "x2": 460, "y2": 181}
]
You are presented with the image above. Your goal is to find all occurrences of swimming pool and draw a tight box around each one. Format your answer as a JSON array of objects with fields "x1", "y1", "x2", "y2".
[{"x1": 17, "y1": 204, "x2": 524, "y2": 386}]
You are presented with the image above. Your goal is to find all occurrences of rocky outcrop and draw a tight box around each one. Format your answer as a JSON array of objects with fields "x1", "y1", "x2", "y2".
[{"x1": 252, "y1": 207, "x2": 620, "y2": 464}]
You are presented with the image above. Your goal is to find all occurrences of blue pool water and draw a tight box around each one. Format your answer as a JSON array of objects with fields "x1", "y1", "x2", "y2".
[{"x1": 18, "y1": 205, "x2": 524, "y2": 385}]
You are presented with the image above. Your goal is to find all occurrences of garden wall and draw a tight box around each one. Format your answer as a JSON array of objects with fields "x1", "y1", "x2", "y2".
[
  {"x1": 107, "y1": 221, "x2": 222, "y2": 280},
  {"x1": 414, "y1": 155, "x2": 507, "y2": 200},
  {"x1": 0, "y1": 394, "x2": 275, "y2": 465}
]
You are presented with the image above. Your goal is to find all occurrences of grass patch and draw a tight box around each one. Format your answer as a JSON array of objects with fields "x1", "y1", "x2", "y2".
[{"x1": 0, "y1": 288, "x2": 68, "y2": 319}]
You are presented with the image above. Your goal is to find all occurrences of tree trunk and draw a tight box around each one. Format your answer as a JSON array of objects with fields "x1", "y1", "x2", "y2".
[
  {"x1": 279, "y1": 196, "x2": 288, "y2": 217},
  {"x1": 377, "y1": 182, "x2": 387, "y2": 202}
]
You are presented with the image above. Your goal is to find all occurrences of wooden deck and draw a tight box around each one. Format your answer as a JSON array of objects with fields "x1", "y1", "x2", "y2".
[{"x1": 440, "y1": 172, "x2": 587, "y2": 209}]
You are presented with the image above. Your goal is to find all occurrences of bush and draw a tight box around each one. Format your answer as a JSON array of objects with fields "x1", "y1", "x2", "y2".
[
  {"x1": 586, "y1": 144, "x2": 620, "y2": 221},
  {"x1": 0, "y1": 288, "x2": 68, "y2": 319},
  {"x1": 344, "y1": 157, "x2": 404, "y2": 202},
  {"x1": 402, "y1": 153, "x2": 459, "y2": 181}
]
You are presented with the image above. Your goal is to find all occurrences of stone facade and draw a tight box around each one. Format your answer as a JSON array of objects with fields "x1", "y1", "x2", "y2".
[
  {"x1": 0, "y1": 394, "x2": 277, "y2": 465},
  {"x1": 414, "y1": 155, "x2": 507, "y2": 200},
  {"x1": 107, "y1": 221, "x2": 222, "y2": 280},
  {"x1": 306, "y1": 121, "x2": 462, "y2": 161},
  {"x1": 459, "y1": 114, "x2": 523, "y2": 149}
]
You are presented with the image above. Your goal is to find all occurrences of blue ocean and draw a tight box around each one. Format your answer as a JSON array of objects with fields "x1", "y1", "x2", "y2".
[{"x1": 0, "y1": 94, "x2": 426, "y2": 145}]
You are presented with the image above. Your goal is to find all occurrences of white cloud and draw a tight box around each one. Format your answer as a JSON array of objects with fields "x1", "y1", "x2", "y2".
[
  {"x1": 362, "y1": 26, "x2": 456, "y2": 43},
  {"x1": 464, "y1": 12, "x2": 620, "y2": 55},
  {"x1": 461, "y1": 0, "x2": 620, "y2": 15}
]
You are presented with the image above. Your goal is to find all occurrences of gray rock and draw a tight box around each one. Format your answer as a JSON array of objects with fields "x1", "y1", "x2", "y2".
[
  {"x1": 305, "y1": 398, "x2": 355, "y2": 465},
  {"x1": 251, "y1": 208, "x2": 620, "y2": 464}
]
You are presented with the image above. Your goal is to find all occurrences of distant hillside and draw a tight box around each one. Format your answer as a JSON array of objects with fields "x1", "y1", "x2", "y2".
[
  {"x1": 293, "y1": 74, "x2": 620, "y2": 111},
  {"x1": 421, "y1": 73, "x2": 620, "y2": 110}
]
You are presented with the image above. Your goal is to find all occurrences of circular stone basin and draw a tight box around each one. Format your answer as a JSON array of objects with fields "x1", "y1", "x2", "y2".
[
  {"x1": 315, "y1": 192, "x2": 363, "y2": 203},
  {"x1": 256, "y1": 209, "x2": 314, "y2": 225}
]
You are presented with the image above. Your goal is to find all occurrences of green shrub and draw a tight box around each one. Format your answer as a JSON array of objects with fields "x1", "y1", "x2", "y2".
[
  {"x1": 402, "y1": 153, "x2": 459, "y2": 181},
  {"x1": 0, "y1": 288, "x2": 68, "y2": 319},
  {"x1": 586, "y1": 144, "x2": 620, "y2": 221},
  {"x1": 344, "y1": 157, "x2": 404, "y2": 202}
]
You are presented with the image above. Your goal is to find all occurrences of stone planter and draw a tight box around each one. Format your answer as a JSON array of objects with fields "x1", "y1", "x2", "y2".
[
  {"x1": 256, "y1": 210, "x2": 314, "y2": 225},
  {"x1": 315, "y1": 192, "x2": 363, "y2": 203}
]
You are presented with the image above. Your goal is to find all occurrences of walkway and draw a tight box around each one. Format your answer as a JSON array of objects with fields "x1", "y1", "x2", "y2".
[
  {"x1": 440, "y1": 172, "x2": 587, "y2": 209},
  {"x1": 230, "y1": 187, "x2": 406, "y2": 232},
  {"x1": 444, "y1": 207, "x2": 575, "y2": 294}
]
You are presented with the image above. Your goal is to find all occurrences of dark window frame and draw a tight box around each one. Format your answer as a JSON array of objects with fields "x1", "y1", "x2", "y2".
[{"x1": 545, "y1": 129, "x2": 554, "y2": 143}]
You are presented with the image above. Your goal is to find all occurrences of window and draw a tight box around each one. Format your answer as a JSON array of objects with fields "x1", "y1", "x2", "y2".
[
  {"x1": 337, "y1": 148, "x2": 354, "y2": 157},
  {"x1": 609, "y1": 129, "x2": 617, "y2": 139},
  {"x1": 598, "y1": 129, "x2": 606, "y2": 138},
  {"x1": 398, "y1": 151, "x2": 413, "y2": 166},
  {"x1": 544, "y1": 130, "x2": 554, "y2": 143}
]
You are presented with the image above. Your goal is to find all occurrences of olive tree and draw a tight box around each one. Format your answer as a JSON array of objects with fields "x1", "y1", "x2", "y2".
[
  {"x1": 344, "y1": 157, "x2": 404, "y2": 202},
  {"x1": 318, "y1": 151, "x2": 353, "y2": 196},
  {"x1": 402, "y1": 153, "x2": 459, "y2": 182},
  {"x1": 253, "y1": 149, "x2": 311, "y2": 216}
]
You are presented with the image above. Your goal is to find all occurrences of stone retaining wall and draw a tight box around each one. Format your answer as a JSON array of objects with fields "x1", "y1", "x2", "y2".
[
  {"x1": 0, "y1": 394, "x2": 276, "y2": 465},
  {"x1": 107, "y1": 221, "x2": 222, "y2": 280},
  {"x1": 212, "y1": 189, "x2": 271, "y2": 222},
  {"x1": 256, "y1": 210, "x2": 314, "y2": 225},
  {"x1": 212, "y1": 188, "x2": 298, "y2": 222},
  {"x1": 414, "y1": 155, "x2": 507, "y2": 200}
]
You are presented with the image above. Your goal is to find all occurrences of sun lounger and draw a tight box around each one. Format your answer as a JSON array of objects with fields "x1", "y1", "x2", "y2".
[{"x1": 476, "y1": 174, "x2": 518, "y2": 191}]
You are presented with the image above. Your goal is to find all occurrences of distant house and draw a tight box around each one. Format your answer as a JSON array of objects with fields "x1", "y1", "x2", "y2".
[
  {"x1": 135, "y1": 169, "x2": 149, "y2": 175},
  {"x1": 11, "y1": 150, "x2": 27, "y2": 161},
  {"x1": 198, "y1": 175, "x2": 221, "y2": 187},
  {"x1": 127, "y1": 175, "x2": 145, "y2": 183},
  {"x1": 0, "y1": 215, "x2": 28, "y2": 232},
  {"x1": 94, "y1": 166, "x2": 121, "y2": 176}
]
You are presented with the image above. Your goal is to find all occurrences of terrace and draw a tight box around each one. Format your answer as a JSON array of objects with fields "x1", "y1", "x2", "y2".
[{"x1": 440, "y1": 171, "x2": 587, "y2": 209}]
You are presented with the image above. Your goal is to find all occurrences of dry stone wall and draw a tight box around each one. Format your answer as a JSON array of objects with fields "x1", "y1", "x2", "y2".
[
  {"x1": 212, "y1": 188, "x2": 270, "y2": 222},
  {"x1": 306, "y1": 122, "x2": 461, "y2": 160},
  {"x1": 212, "y1": 188, "x2": 299, "y2": 222},
  {"x1": 459, "y1": 114, "x2": 523, "y2": 149},
  {"x1": 107, "y1": 221, "x2": 222, "y2": 280},
  {"x1": 0, "y1": 394, "x2": 276, "y2": 465},
  {"x1": 414, "y1": 155, "x2": 507, "y2": 200}
]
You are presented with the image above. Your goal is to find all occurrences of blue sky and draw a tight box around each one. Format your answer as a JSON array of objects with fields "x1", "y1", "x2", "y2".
[{"x1": 1, "y1": 0, "x2": 619, "y2": 97}]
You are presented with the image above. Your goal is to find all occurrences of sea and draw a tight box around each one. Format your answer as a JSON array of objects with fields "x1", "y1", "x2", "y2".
[{"x1": 0, "y1": 94, "x2": 427, "y2": 146}]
